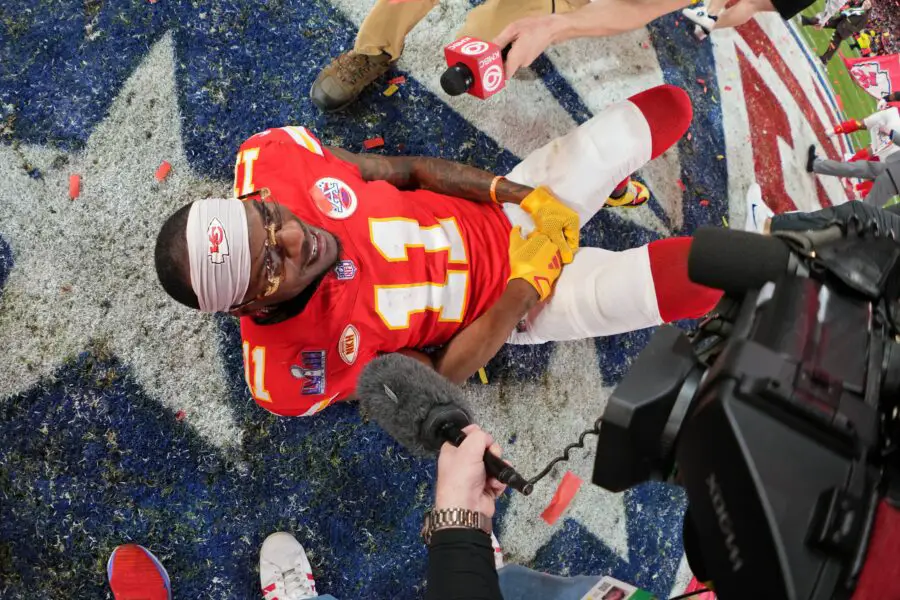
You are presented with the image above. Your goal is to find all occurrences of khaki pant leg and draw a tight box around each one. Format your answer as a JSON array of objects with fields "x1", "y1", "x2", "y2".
[
  {"x1": 354, "y1": 0, "x2": 440, "y2": 60},
  {"x1": 458, "y1": 0, "x2": 589, "y2": 42}
]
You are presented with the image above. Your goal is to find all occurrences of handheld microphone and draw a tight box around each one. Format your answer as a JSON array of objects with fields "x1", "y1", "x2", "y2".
[
  {"x1": 357, "y1": 353, "x2": 534, "y2": 495},
  {"x1": 440, "y1": 37, "x2": 507, "y2": 99}
]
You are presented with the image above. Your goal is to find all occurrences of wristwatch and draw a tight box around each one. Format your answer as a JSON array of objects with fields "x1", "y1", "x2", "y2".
[{"x1": 421, "y1": 508, "x2": 492, "y2": 545}]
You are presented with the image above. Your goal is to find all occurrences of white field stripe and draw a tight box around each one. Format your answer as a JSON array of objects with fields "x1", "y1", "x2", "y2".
[
  {"x1": 0, "y1": 33, "x2": 244, "y2": 452},
  {"x1": 470, "y1": 339, "x2": 631, "y2": 564}
]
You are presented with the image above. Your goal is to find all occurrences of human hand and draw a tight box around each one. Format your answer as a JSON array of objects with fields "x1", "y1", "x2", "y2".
[
  {"x1": 508, "y1": 227, "x2": 564, "y2": 301},
  {"x1": 493, "y1": 14, "x2": 563, "y2": 79},
  {"x1": 520, "y1": 187, "x2": 580, "y2": 263},
  {"x1": 435, "y1": 425, "x2": 507, "y2": 518}
]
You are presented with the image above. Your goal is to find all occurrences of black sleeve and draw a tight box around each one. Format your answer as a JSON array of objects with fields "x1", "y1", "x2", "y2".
[
  {"x1": 769, "y1": 202, "x2": 900, "y2": 238},
  {"x1": 425, "y1": 529, "x2": 502, "y2": 600}
]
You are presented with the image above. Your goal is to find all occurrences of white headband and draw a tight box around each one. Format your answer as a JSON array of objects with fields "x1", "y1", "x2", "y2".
[{"x1": 186, "y1": 198, "x2": 251, "y2": 313}]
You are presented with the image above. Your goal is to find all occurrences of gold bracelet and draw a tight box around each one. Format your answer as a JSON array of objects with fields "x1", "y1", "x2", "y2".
[{"x1": 490, "y1": 175, "x2": 505, "y2": 205}]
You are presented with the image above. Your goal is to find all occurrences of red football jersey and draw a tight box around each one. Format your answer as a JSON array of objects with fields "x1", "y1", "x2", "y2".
[{"x1": 234, "y1": 127, "x2": 512, "y2": 416}]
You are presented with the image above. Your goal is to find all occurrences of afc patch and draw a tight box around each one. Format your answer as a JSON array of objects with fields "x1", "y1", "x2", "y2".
[
  {"x1": 338, "y1": 325, "x2": 359, "y2": 365},
  {"x1": 334, "y1": 259, "x2": 357, "y2": 281},
  {"x1": 314, "y1": 177, "x2": 357, "y2": 220},
  {"x1": 290, "y1": 350, "x2": 326, "y2": 395}
]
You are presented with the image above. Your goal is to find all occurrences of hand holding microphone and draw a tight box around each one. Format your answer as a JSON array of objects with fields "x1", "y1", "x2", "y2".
[
  {"x1": 436, "y1": 425, "x2": 507, "y2": 517},
  {"x1": 440, "y1": 37, "x2": 508, "y2": 99},
  {"x1": 357, "y1": 353, "x2": 534, "y2": 495}
]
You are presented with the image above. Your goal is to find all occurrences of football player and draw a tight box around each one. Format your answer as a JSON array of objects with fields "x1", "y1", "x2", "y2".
[{"x1": 154, "y1": 85, "x2": 722, "y2": 417}]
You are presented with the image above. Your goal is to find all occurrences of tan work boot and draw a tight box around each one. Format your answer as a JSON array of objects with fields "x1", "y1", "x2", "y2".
[{"x1": 310, "y1": 51, "x2": 392, "y2": 112}]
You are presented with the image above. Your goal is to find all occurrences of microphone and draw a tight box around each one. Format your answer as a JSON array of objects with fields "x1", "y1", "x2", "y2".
[
  {"x1": 440, "y1": 37, "x2": 508, "y2": 99},
  {"x1": 357, "y1": 353, "x2": 534, "y2": 495},
  {"x1": 688, "y1": 226, "x2": 796, "y2": 294}
]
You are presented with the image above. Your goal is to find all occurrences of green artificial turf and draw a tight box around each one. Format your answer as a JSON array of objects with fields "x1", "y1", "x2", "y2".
[{"x1": 796, "y1": 1, "x2": 878, "y2": 149}]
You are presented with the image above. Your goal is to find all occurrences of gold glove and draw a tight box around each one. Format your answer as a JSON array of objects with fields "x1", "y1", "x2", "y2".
[
  {"x1": 508, "y1": 227, "x2": 563, "y2": 301},
  {"x1": 520, "y1": 186, "x2": 580, "y2": 264}
]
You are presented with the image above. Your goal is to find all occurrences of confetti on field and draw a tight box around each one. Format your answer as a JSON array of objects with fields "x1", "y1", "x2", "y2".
[
  {"x1": 835, "y1": 94, "x2": 844, "y2": 111},
  {"x1": 696, "y1": 78, "x2": 706, "y2": 85},
  {"x1": 541, "y1": 471, "x2": 583, "y2": 525},
  {"x1": 175, "y1": 410, "x2": 186, "y2": 421},
  {"x1": 363, "y1": 137, "x2": 385, "y2": 150},
  {"x1": 641, "y1": 41, "x2": 650, "y2": 49},
  {"x1": 687, "y1": 132, "x2": 693, "y2": 141},
  {"x1": 724, "y1": 85, "x2": 733, "y2": 91},
  {"x1": 722, "y1": 216, "x2": 729, "y2": 227},
  {"x1": 69, "y1": 174, "x2": 80, "y2": 199},
  {"x1": 700, "y1": 199, "x2": 710, "y2": 206},
  {"x1": 388, "y1": 76, "x2": 406, "y2": 85},
  {"x1": 478, "y1": 368, "x2": 489, "y2": 385},
  {"x1": 716, "y1": 155, "x2": 725, "y2": 160},
  {"x1": 155, "y1": 160, "x2": 172, "y2": 181},
  {"x1": 677, "y1": 179, "x2": 686, "y2": 192},
  {"x1": 383, "y1": 84, "x2": 399, "y2": 97}
]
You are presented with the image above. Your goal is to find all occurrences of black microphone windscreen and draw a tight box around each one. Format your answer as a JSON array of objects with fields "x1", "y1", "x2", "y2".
[
  {"x1": 440, "y1": 64, "x2": 473, "y2": 96},
  {"x1": 357, "y1": 353, "x2": 474, "y2": 457},
  {"x1": 688, "y1": 226, "x2": 791, "y2": 294}
]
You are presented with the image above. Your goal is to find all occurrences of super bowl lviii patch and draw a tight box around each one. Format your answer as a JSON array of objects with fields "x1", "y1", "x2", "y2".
[{"x1": 291, "y1": 350, "x2": 326, "y2": 395}]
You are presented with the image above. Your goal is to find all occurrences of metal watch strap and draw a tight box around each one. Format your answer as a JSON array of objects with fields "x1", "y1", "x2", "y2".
[{"x1": 421, "y1": 508, "x2": 492, "y2": 545}]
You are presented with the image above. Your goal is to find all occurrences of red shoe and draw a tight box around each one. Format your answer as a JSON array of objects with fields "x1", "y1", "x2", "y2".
[{"x1": 107, "y1": 544, "x2": 172, "y2": 600}]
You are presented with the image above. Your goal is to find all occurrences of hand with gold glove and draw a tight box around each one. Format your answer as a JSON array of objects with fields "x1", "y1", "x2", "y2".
[
  {"x1": 519, "y1": 186, "x2": 580, "y2": 264},
  {"x1": 508, "y1": 226, "x2": 564, "y2": 302}
]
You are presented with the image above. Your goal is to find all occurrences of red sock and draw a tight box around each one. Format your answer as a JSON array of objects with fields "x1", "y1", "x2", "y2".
[
  {"x1": 648, "y1": 237, "x2": 722, "y2": 322},
  {"x1": 627, "y1": 85, "x2": 693, "y2": 160}
]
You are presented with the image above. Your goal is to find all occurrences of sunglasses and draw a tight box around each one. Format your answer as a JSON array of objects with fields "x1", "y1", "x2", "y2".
[{"x1": 230, "y1": 194, "x2": 284, "y2": 311}]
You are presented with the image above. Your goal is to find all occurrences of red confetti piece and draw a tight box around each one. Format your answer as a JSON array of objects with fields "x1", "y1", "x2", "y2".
[
  {"x1": 703, "y1": 86, "x2": 707, "y2": 94},
  {"x1": 835, "y1": 94, "x2": 844, "y2": 111},
  {"x1": 724, "y1": 85, "x2": 733, "y2": 91},
  {"x1": 388, "y1": 76, "x2": 406, "y2": 85},
  {"x1": 684, "y1": 577, "x2": 716, "y2": 599},
  {"x1": 363, "y1": 137, "x2": 385, "y2": 150},
  {"x1": 176, "y1": 410, "x2": 186, "y2": 421},
  {"x1": 677, "y1": 179, "x2": 686, "y2": 192},
  {"x1": 687, "y1": 132, "x2": 693, "y2": 141},
  {"x1": 700, "y1": 199, "x2": 710, "y2": 206},
  {"x1": 155, "y1": 160, "x2": 172, "y2": 182},
  {"x1": 69, "y1": 174, "x2": 80, "y2": 200},
  {"x1": 641, "y1": 41, "x2": 650, "y2": 49},
  {"x1": 696, "y1": 78, "x2": 706, "y2": 85},
  {"x1": 541, "y1": 471, "x2": 583, "y2": 525}
]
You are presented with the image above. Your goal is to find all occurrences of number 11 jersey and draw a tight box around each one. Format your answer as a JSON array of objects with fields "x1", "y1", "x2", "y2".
[{"x1": 234, "y1": 127, "x2": 512, "y2": 417}]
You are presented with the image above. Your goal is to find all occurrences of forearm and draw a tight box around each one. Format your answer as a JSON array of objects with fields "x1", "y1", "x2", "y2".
[
  {"x1": 426, "y1": 529, "x2": 501, "y2": 600},
  {"x1": 327, "y1": 146, "x2": 533, "y2": 204},
  {"x1": 433, "y1": 280, "x2": 538, "y2": 384},
  {"x1": 550, "y1": 0, "x2": 688, "y2": 41}
]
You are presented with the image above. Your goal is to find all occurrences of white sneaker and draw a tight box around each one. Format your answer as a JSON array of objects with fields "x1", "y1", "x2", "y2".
[
  {"x1": 260, "y1": 532, "x2": 318, "y2": 600},
  {"x1": 743, "y1": 182, "x2": 773, "y2": 234},
  {"x1": 491, "y1": 532, "x2": 505, "y2": 571},
  {"x1": 682, "y1": 6, "x2": 718, "y2": 34}
]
